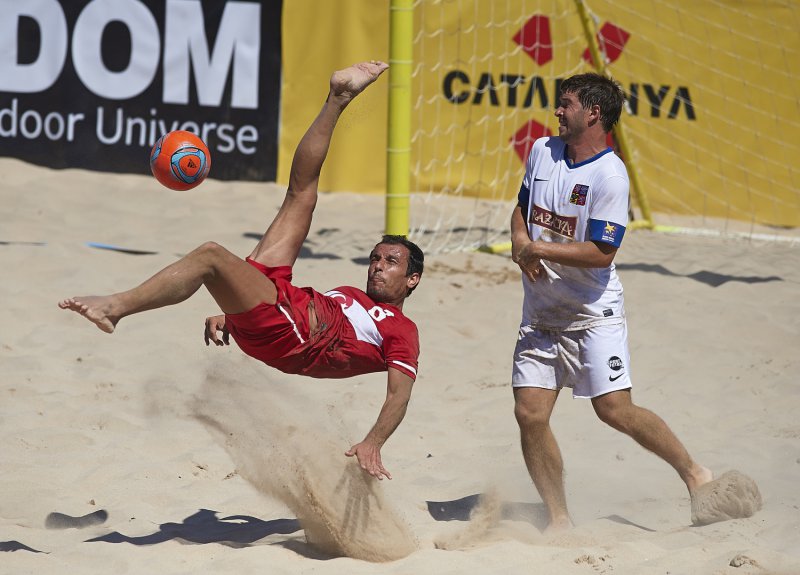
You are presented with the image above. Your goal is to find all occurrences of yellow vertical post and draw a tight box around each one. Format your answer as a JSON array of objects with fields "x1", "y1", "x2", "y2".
[
  {"x1": 574, "y1": 0, "x2": 653, "y2": 228},
  {"x1": 386, "y1": 0, "x2": 413, "y2": 236}
]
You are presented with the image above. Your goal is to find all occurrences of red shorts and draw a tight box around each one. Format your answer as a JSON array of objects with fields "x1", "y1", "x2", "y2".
[
  {"x1": 224, "y1": 258, "x2": 314, "y2": 364},
  {"x1": 224, "y1": 258, "x2": 384, "y2": 379}
]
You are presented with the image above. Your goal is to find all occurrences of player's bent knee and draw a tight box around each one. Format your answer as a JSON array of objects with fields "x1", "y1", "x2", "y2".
[
  {"x1": 592, "y1": 391, "x2": 635, "y2": 429},
  {"x1": 194, "y1": 241, "x2": 236, "y2": 262},
  {"x1": 594, "y1": 403, "x2": 631, "y2": 432},
  {"x1": 596, "y1": 409, "x2": 620, "y2": 429}
]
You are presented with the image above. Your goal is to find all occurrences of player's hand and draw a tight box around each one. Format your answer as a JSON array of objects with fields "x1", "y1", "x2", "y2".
[
  {"x1": 345, "y1": 440, "x2": 391, "y2": 480},
  {"x1": 514, "y1": 242, "x2": 543, "y2": 283},
  {"x1": 204, "y1": 315, "x2": 230, "y2": 346}
]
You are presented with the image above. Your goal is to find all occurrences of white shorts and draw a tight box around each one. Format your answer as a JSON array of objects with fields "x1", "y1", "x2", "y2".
[{"x1": 512, "y1": 321, "x2": 632, "y2": 399}]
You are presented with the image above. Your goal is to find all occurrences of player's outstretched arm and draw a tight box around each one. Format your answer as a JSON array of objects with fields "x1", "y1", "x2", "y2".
[{"x1": 345, "y1": 368, "x2": 414, "y2": 480}]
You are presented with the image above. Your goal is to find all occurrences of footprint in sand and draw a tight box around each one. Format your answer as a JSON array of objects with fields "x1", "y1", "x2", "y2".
[
  {"x1": 45, "y1": 509, "x2": 109, "y2": 530},
  {"x1": 691, "y1": 470, "x2": 762, "y2": 526}
]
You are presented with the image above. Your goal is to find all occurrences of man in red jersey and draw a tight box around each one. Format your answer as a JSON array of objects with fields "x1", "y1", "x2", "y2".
[{"x1": 59, "y1": 61, "x2": 424, "y2": 480}]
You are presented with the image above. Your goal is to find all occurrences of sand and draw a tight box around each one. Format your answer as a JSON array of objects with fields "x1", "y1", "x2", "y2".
[{"x1": 2, "y1": 157, "x2": 799, "y2": 574}]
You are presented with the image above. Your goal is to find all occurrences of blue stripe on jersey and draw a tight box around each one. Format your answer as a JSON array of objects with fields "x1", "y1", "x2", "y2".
[
  {"x1": 588, "y1": 218, "x2": 626, "y2": 247},
  {"x1": 518, "y1": 184, "x2": 529, "y2": 213},
  {"x1": 564, "y1": 146, "x2": 614, "y2": 168}
]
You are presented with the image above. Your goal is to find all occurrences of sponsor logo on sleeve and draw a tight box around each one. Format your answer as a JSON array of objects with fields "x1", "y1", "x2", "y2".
[{"x1": 602, "y1": 222, "x2": 619, "y2": 243}]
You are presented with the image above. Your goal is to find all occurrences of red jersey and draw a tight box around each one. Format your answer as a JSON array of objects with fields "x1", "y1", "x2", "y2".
[{"x1": 225, "y1": 260, "x2": 420, "y2": 380}]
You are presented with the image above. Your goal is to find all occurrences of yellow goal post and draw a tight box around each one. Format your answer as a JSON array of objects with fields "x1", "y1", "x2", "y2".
[{"x1": 386, "y1": 0, "x2": 413, "y2": 236}]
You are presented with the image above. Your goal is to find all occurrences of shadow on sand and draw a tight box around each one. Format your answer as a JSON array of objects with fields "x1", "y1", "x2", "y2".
[
  {"x1": 87, "y1": 508, "x2": 301, "y2": 548},
  {"x1": 616, "y1": 262, "x2": 782, "y2": 287}
]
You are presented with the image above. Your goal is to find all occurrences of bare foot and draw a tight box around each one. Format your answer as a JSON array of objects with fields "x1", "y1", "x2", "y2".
[
  {"x1": 328, "y1": 60, "x2": 389, "y2": 105},
  {"x1": 686, "y1": 464, "x2": 714, "y2": 494},
  {"x1": 58, "y1": 296, "x2": 119, "y2": 333},
  {"x1": 544, "y1": 515, "x2": 574, "y2": 534},
  {"x1": 690, "y1": 470, "x2": 762, "y2": 525}
]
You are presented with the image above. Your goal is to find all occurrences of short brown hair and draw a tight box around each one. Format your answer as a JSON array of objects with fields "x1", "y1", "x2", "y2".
[{"x1": 560, "y1": 73, "x2": 625, "y2": 133}]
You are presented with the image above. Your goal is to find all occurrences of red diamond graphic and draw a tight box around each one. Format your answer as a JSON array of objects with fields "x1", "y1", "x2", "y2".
[
  {"x1": 513, "y1": 15, "x2": 553, "y2": 65},
  {"x1": 510, "y1": 16, "x2": 631, "y2": 165},
  {"x1": 583, "y1": 22, "x2": 630, "y2": 65},
  {"x1": 510, "y1": 120, "x2": 553, "y2": 162}
]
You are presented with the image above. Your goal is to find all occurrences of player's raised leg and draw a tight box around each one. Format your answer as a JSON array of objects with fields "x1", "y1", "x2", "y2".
[
  {"x1": 249, "y1": 61, "x2": 389, "y2": 268},
  {"x1": 592, "y1": 390, "x2": 714, "y2": 492},
  {"x1": 58, "y1": 241, "x2": 276, "y2": 333},
  {"x1": 58, "y1": 62, "x2": 389, "y2": 335}
]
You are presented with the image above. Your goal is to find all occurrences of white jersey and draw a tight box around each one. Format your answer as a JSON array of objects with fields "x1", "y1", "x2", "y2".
[{"x1": 518, "y1": 136, "x2": 629, "y2": 330}]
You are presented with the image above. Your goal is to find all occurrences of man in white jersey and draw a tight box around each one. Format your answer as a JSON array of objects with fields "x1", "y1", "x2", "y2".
[
  {"x1": 510, "y1": 72, "x2": 712, "y2": 530},
  {"x1": 59, "y1": 61, "x2": 424, "y2": 481}
]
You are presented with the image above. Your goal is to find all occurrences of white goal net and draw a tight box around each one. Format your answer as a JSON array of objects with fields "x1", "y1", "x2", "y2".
[{"x1": 406, "y1": 0, "x2": 800, "y2": 253}]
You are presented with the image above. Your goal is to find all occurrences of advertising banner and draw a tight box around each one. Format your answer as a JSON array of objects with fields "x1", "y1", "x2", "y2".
[
  {"x1": 281, "y1": 0, "x2": 799, "y2": 228},
  {"x1": 278, "y1": 0, "x2": 390, "y2": 194},
  {"x1": 0, "y1": 0, "x2": 282, "y2": 181}
]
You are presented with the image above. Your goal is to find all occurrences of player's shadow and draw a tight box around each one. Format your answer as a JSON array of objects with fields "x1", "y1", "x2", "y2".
[
  {"x1": 86, "y1": 508, "x2": 301, "y2": 548},
  {"x1": 427, "y1": 495, "x2": 658, "y2": 533},
  {"x1": 427, "y1": 493, "x2": 549, "y2": 531},
  {"x1": 601, "y1": 514, "x2": 657, "y2": 532},
  {"x1": 334, "y1": 462, "x2": 380, "y2": 540},
  {"x1": 0, "y1": 540, "x2": 46, "y2": 553},
  {"x1": 615, "y1": 262, "x2": 783, "y2": 287},
  {"x1": 242, "y1": 233, "x2": 342, "y2": 260}
]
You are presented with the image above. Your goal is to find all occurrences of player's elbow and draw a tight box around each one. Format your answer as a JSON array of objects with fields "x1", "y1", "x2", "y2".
[
  {"x1": 386, "y1": 385, "x2": 414, "y2": 411},
  {"x1": 388, "y1": 386, "x2": 413, "y2": 406},
  {"x1": 591, "y1": 242, "x2": 618, "y2": 268},
  {"x1": 597, "y1": 252, "x2": 616, "y2": 268}
]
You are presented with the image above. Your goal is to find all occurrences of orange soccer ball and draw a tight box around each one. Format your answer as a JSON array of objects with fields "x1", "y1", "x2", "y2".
[{"x1": 149, "y1": 130, "x2": 211, "y2": 190}]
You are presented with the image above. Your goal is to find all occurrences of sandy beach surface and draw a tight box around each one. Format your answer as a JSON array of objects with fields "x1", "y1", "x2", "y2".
[{"x1": 2, "y1": 157, "x2": 799, "y2": 574}]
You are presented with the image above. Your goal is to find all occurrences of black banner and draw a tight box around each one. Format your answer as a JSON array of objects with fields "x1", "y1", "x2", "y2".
[{"x1": 0, "y1": 0, "x2": 282, "y2": 181}]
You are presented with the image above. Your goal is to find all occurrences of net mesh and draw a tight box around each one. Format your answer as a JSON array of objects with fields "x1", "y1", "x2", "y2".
[{"x1": 406, "y1": 0, "x2": 800, "y2": 253}]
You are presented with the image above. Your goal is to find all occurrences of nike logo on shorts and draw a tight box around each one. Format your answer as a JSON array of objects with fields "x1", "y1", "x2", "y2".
[{"x1": 609, "y1": 373, "x2": 625, "y2": 382}]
